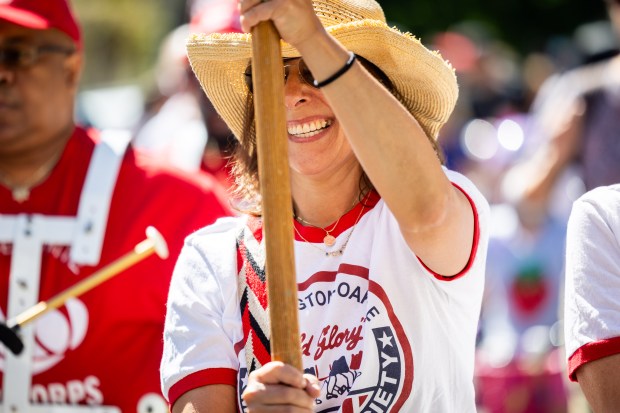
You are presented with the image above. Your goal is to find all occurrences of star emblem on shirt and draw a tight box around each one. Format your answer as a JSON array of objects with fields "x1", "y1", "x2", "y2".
[
  {"x1": 240, "y1": 374, "x2": 249, "y2": 390},
  {"x1": 378, "y1": 332, "x2": 393, "y2": 348}
]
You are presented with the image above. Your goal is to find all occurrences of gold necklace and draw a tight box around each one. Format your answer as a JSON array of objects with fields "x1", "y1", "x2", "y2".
[
  {"x1": 294, "y1": 198, "x2": 357, "y2": 247},
  {"x1": 294, "y1": 214, "x2": 341, "y2": 246},
  {"x1": 0, "y1": 153, "x2": 62, "y2": 203},
  {"x1": 294, "y1": 201, "x2": 366, "y2": 257}
]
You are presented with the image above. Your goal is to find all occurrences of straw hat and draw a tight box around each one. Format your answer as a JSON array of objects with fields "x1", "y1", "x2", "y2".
[{"x1": 186, "y1": 0, "x2": 458, "y2": 142}]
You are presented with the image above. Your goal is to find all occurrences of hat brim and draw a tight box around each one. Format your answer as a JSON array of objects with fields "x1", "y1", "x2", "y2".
[
  {"x1": 187, "y1": 19, "x2": 458, "y2": 141},
  {"x1": 0, "y1": 7, "x2": 51, "y2": 30}
]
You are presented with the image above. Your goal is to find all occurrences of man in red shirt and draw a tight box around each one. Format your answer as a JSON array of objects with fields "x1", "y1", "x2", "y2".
[{"x1": 0, "y1": 1, "x2": 231, "y2": 412}]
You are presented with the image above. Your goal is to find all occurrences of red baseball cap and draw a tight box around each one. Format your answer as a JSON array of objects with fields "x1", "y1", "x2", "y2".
[
  {"x1": 0, "y1": 0, "x2": 81, "y2": 45},
  {"x1": 189, "y1": 0, "x2": 242, "y2": 35}
]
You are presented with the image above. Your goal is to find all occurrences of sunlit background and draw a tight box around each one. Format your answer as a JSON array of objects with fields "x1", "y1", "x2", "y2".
[
  {"x1": 70, "y1": 0, "x2": 614, "y2": 148},
  {"x1": 69, "y1": 1, "x2": 618, "y2": 412}
]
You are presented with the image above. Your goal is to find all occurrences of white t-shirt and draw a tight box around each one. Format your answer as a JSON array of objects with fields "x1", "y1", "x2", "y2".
[
  {"x1": 564, "y1": 184, "x2": 620, "y2": 381},
  {"x1": 161, "y1": 169, "x2": 489, "y2": 412}
]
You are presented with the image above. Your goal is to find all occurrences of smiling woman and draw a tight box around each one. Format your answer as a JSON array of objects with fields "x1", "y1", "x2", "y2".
[
  {"x1": 234, "y1": 53, "x2": 444, "y2": 209},
  {"x1": 161, "y1": 0, "x2": 490, "y2": 412}
]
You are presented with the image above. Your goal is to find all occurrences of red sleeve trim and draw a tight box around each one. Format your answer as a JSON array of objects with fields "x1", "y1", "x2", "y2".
[
  {"x1": 168, "y1": 368, "x2": 238, "y2": 407},
  {"x1": 568, "y1": 337, "x2": 620, "y2": 382},
  {"x1": 417, "y1": 182, "x2": 481, "y2": 282}
]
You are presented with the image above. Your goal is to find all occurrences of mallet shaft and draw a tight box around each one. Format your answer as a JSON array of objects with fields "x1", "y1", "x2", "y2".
[
  {"x1": 9, "y1": 226, "x2": 168, "y2": 329},
  {"x1": 13, "y1": 240, "x2": 155, "y2": 327}
]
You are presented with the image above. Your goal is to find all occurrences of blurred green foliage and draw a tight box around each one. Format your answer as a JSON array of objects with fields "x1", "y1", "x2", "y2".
[
  {"x1": 72, "y1": 0, "x2": 186, "y2": 87},
  {"x1": 380, "y1": 0, "x2": 609, "y2": 53},
  {"x1": 71, "y1": 0, "x2": 609, "y2": 89}
]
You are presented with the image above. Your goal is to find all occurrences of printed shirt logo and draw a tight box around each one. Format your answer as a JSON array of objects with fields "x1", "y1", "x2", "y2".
[
  {"x1": 237, "y1": 264, "x2": 413, "y2": 412},
  {"x1": 339, "y1": 327, "x2": 402, "y2": 413},
  {"x1": 0, "y1": 298, "x2": 89, "y2": 374}
]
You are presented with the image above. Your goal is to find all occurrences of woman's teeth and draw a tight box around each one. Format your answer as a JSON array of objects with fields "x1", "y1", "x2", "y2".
[{"x1": 288, "y1": 120, "x2": 331, "y2": 138}]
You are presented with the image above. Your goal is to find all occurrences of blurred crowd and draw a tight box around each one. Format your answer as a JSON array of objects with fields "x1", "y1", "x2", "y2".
[
  {"x1": 433, "y1": 3, "x2": 620, "y2": 412},
  {"x1": 73, "y1": 0, "x2": 620, "y2": 412}
]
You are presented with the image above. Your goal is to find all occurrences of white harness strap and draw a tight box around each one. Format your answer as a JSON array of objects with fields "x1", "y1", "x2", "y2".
[
  {"x1": 71, "y1": 130, "x2": 132, "y2": 265},
  {"x1": 1, "y1": 131, "x2": 130, "y2": 413}
]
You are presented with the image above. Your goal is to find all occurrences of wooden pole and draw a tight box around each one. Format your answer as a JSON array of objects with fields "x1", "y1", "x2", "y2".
[{"x1": 250, "y1": 21, "x2": 302, "y2": 370}]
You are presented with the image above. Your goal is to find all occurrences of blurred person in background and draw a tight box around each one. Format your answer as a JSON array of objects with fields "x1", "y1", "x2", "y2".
[
  {"x1": 133, "y1": 23, "x2": 209, "y2": 172},
  {"x1": 432, "y1": 22, "x2": 578, "y2": 413},
  {"x1": 431, "y1": 26, "x2": 537, "y2": 203},
  {"x1": 478, "y1": 2, "x2": 620, "y2": 411},
  {"x1": 509, "y1": 0, "x2": 620, "y2": 218},
  {"x1": 475, "y1": 188, "x2": 569, "y2": 413},
  {"x1": 133, "y1": 0, "x2": 240, "y2": 190},
  {"x1": 0, "y1": 0, "x2": 231, "y2": 412},
  {"x1": 564, "y1": 184, "x2": 620, "y2": 413}
]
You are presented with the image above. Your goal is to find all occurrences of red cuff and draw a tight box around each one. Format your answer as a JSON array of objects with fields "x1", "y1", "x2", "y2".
[
  {"x1": 168, "y1": 368, "x2": 238, "y2": 407},
  {"x1": 568, "y1": 337, "x2": 620, "y2": 381},
  {"x1": 418, "y1": 182, "x2": 481, "y2": 281}
]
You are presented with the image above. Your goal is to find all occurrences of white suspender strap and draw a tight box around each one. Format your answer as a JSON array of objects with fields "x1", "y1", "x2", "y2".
[
  {"x1": 4, "y1": 215, "x2": 77, "y2": 412},
  {"x1": 70, "y1": 130, "x2": 131, "y2": 265}
]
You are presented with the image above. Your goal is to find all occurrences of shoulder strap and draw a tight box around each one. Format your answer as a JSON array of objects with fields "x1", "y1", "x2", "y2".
[
  {"x1": 236, "y1": 217, "x2": 271, "y2": 373},
  {"x1": 70, "y1": 130, "x2": 131, "y2": 265}
]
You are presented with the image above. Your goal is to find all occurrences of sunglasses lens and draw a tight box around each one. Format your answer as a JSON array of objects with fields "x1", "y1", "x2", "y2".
[
  {"x1": 244, "y1": 64, "x2": 288, "y2": 92},
  {"x1": 244, "y1": 58, "x2": 319, "y2": 93},
  {"x1": 357, "y1": 55, "x2": 391, "y2": 88},
  {"x1": 1, "y1": 48, "x2": 24, "y2": 68},
  {"x1": 244, "y1": 65, "x2": 253, "y2": 93},
  {"x1": 298, "y1": 59, "x2": 316, "y2": 87}
]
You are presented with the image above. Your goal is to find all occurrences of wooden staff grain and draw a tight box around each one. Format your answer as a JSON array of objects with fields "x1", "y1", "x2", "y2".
[{"x1": 251, "y1": 21, "x2": 302, "y2": 370}]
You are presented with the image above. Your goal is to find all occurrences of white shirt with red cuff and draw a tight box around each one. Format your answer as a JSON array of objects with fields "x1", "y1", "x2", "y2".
[
  {"x1": 565, "y1": 184, "x2": 620, "y2": 381},
  {"x1": 161, "y1": 169, "x2": 490, "y2": 412}
]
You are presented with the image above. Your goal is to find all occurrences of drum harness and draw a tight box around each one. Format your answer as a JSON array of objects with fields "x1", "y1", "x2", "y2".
[{"x1": 0, "y1": 131, "x2": 129, "y2": 413}]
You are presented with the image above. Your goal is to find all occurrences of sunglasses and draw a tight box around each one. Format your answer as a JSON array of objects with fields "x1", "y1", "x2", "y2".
[
  {"x1": 244, "y1": 55, "x2": 391, "y2": 93},
  {"x1": 0, "y1": 44, "x2": 76, "y2": 69}
]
